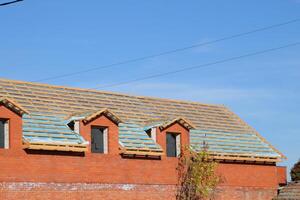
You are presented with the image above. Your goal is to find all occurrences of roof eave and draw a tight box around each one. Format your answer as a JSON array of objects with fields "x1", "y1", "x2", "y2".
[
  {"x1": 0, "y1": 97, "x2": 29, "y2": 116},
  {"x1": 159, "y1": 117, "x2": 196, "y2": 130}
]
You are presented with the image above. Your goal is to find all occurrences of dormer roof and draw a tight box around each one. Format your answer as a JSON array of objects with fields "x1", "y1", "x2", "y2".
[
  {"x1": 143, "y1": 117, "x2": 196, "y2": 131},
  {"x1": 0, "y1": 97, "x2": 29, "y2": 116},
  {"x1": 0, "y1": 78, "x2": 285, "y2": 161},
  {"x1": 68, "y1": 108, "x2": 123, "y2": 124},
  {"x1": 159, "y1": 117, "x2": 196, "y2": 130},
  {"x1": 22, "y1": 112, "x2": 88, "y2": 152}
]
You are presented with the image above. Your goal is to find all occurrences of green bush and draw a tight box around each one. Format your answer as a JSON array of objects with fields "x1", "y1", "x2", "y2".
[{"x1": 291, "y1": 159, "x2": 300, "y2": 181}]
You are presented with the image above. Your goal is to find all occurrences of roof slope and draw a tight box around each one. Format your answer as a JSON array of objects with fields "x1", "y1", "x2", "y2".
[
  {"x1": 0, "y1": 79, "x2": 284, "y2": 160},
  {"x1": 119, "y1": 123, "x2": 163, "y2": 155},
  {"x1": 22, "y1": 113, "x2": 88, "y2": 152},
  {"x1": 0, "y1": 97, "x2": 29, "y2": 116},
  {"x1": 274, "y1": 182, "x2": 300, "y2": 200}
]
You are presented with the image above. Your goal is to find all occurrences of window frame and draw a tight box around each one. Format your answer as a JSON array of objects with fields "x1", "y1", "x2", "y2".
[
  {"x1": 166, "y1": 132, "x2": 181, "y2": 157},
  {"x1": 0, "y1": 119, "x2": 9, "y2": 149},
  {"x1": 91, "y1": 126, "x2": 108, "y2": 154}
]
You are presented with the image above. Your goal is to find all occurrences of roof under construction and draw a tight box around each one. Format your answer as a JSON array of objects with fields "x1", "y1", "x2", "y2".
[{"x1": 0, "y1": 78, "x2": 284, "y2": 161}]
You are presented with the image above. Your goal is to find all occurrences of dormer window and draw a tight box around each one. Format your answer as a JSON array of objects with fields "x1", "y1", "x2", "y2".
[
  {"x1": 91, "y1": 126, "x2": 108, "y2": 154},
  {"x1": 67, "y1": 121, "x2": 75, "y2": 131},
  {"x1": 0, "y1": 119, "x2": 9, "y2": 149},
  {"x1": 68, "y1": 109, "x2": 123, "y2": 155},
  {"x1": 166, "y1": 132, "x2": 181, "y2": 157},
  {"x1": 146, "y1": 127, "x2": 157, "y2": 142},
  {"x1": 67, "y1": 120, "x2": 80, "y2": 133},
  {"x1": 0, "y1": 97, "x2": 28, "y2": 150}
]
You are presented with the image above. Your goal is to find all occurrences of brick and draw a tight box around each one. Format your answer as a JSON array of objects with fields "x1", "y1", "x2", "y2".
[{"x1": 0, "y1": 105, "x2": 285, "y2": 200}]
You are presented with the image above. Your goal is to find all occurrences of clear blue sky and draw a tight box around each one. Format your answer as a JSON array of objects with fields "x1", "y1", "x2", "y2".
[{"x1": 0, "y1": 1, "x2": 299, "y2": 175}]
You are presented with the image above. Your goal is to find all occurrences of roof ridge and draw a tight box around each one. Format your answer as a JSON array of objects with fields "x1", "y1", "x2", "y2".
[{"x1": 0, "y1": 78, "x2": 224, "y2": 108}]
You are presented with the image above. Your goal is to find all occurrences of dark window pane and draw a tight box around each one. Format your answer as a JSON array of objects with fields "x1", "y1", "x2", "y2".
[
  {"x1": 166, "y1": 133, "x2": 176, "y2": 157},
  {"x1": 146, "y1": 129, "x2": 152, "y2": 138},
  {"x1": 91, "y1": 127, "x2": 104, "y2": 153},
  {"x1": 67, "y1": 121, "x2": 75, "y2": 131},
  {"x1": 0, "y1": 120, "x2": 5, "y2": 148}
]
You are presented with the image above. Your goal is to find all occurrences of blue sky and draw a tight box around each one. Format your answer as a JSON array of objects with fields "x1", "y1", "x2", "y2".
[{"x1": 0, "y1": 1, "x2": 299, "y2": 176}]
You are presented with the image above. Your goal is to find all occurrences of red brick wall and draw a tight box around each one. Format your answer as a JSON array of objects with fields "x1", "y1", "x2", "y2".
[
  {"x1": 276, "y1": 166, "x2": 287, "y2": 185},
  {"x1": 156, "y1": 122, "x2": 190, "y2": 152},
  {"x1": 0, "y1": 182, "x2": 278, "y2": 200},
  {"x1": 0, "y1": 182, "x2": 176, "y2": 200},
  {"x1": 0, "y1": 107, "x2": 285, "y2": 199},
  {"x1": 80, "y1": 114, "x2": 120, "y2": 155},
  {"x1": 0, "y1": 105, "x2": 23, "y2": 152},
  {"x1": 217, "y1": 163, "x2": 280, "y2": 188},
  {"x1": 214, "y1": 186, "x2": 278, "y2": 200}
]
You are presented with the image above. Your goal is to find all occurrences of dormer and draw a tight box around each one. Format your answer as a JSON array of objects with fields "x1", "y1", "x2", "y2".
[
  {"x1": 146, "y1": 117, "x2": 195, "y2": 158},
  {"x1": 159, "y1": 117, "x2": 195, "y2": 131},
  {"x1": 0, "y1": 97, "x2": 28, "y2": 150},
  {"x1": 68, "y1": 108, "x2": 123, "y2": 155},
  {"x1": 119, "y1": 122, "x2": 163, "y2": 157},
  {"x1": 0, "y1": 97, "x2": 28, "y2": 116}
]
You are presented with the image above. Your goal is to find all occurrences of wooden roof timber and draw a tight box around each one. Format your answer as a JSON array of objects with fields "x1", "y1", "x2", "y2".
[
  {"x1": 120, "y1": 149, "x2": 164, "y2": 156},
  {"x1": 223, "y1": 108, "x2": 287, "y2": 160},
  {"x1": 209, "y1": 152, "x2": 281, "y2": 162},
  {"x1": 0, "y1": 79, "x2": 285, "y2": 161},
  {"x1": 22, "y1": 142, "x2": 88, "y2": 152},
  {"x1": 72, "y1": 108, "x2": 123, "y2": 124},
  {"x1": 119, "y1": 144, "x2": 164, "y2": 156},
  {"x1": 159, "y1": 117, "x2": 196, "y2": 130},
  {"x1": 119, "y1": 148, "x2": 280, "y2": 161},
  {"x1": 0, "y1": 97, "x2": 29, "y2": 116},
  {"x1": 212, "y1": 156, "x2": 280, "y2": 163},
  {"x1": 1, "y1": 91, "x2": 250, "y2": 128}
]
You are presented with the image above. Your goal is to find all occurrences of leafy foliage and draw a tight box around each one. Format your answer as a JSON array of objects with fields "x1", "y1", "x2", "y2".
[
  {"x1": 176, "y1": 147, "x2": 220, "y2": 200},
  {"x1": 291, "y1": 159, "x2": 300, "y2": 181}
]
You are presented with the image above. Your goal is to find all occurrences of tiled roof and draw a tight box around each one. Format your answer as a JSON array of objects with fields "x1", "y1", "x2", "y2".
[
  {"x1": 0, "y1": 79, "x2": 284, "y2": 160},
  {"x1": 275, "y1": 182, "x2": 300, "y2": 200}
]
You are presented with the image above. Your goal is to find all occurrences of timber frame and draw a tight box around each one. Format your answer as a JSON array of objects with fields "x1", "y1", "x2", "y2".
[
  {"x1": 209, "y1": 152, "x2": 281, "y2": 163},
  {"x1": 82, "y1": 108, "x2": 123, "y2": 125},
  {"x1": 22, "y1": 140, "x2": 88, "y2": 152},
  {"x1": 0, "y1": 79, "x2": 285, "y2": 162},
  {"x1": 0, "y1": 97, "x2": 29, "y2": 116},
  {"x1": 119, "y1": 145, "x2": 164, "y2": 157},
  {"x1": 159, "y1": 117, "x2": 196, "y2": 130}
]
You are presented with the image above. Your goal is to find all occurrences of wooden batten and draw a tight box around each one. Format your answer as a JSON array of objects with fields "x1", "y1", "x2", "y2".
[
  {"x1": 120, "y1": 147, "x2": 164, "y2": 156},
  {"x1": 209, "y1": 153, "x2": 281, "y2": 162},
  {"x1": 22, "y1": 141, "x2": 88, "y2": 152},
  {"x1": 0, "y1": 79, "x2": 285, "y2": 161},
  {"x1": 159, "y1": 117, "x2": 196, "y2": 130},
  {"x1": 0, "y1": 97, "x2": 29, "y2": 116},
  {"x1": 83, "y1": 108, "x2": 123, "y2": 124}
]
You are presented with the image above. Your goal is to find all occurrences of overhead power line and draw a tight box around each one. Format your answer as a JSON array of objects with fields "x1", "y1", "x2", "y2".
[
  {"x1": 91, "y1": 42, "x2": 300, "y2": 89},
  {"x1": 33, "y1": 18, "x2": 300, "y2": 82},
  {"x1": 0, "y1": 0, "x2": 23, "y2": 6}
]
